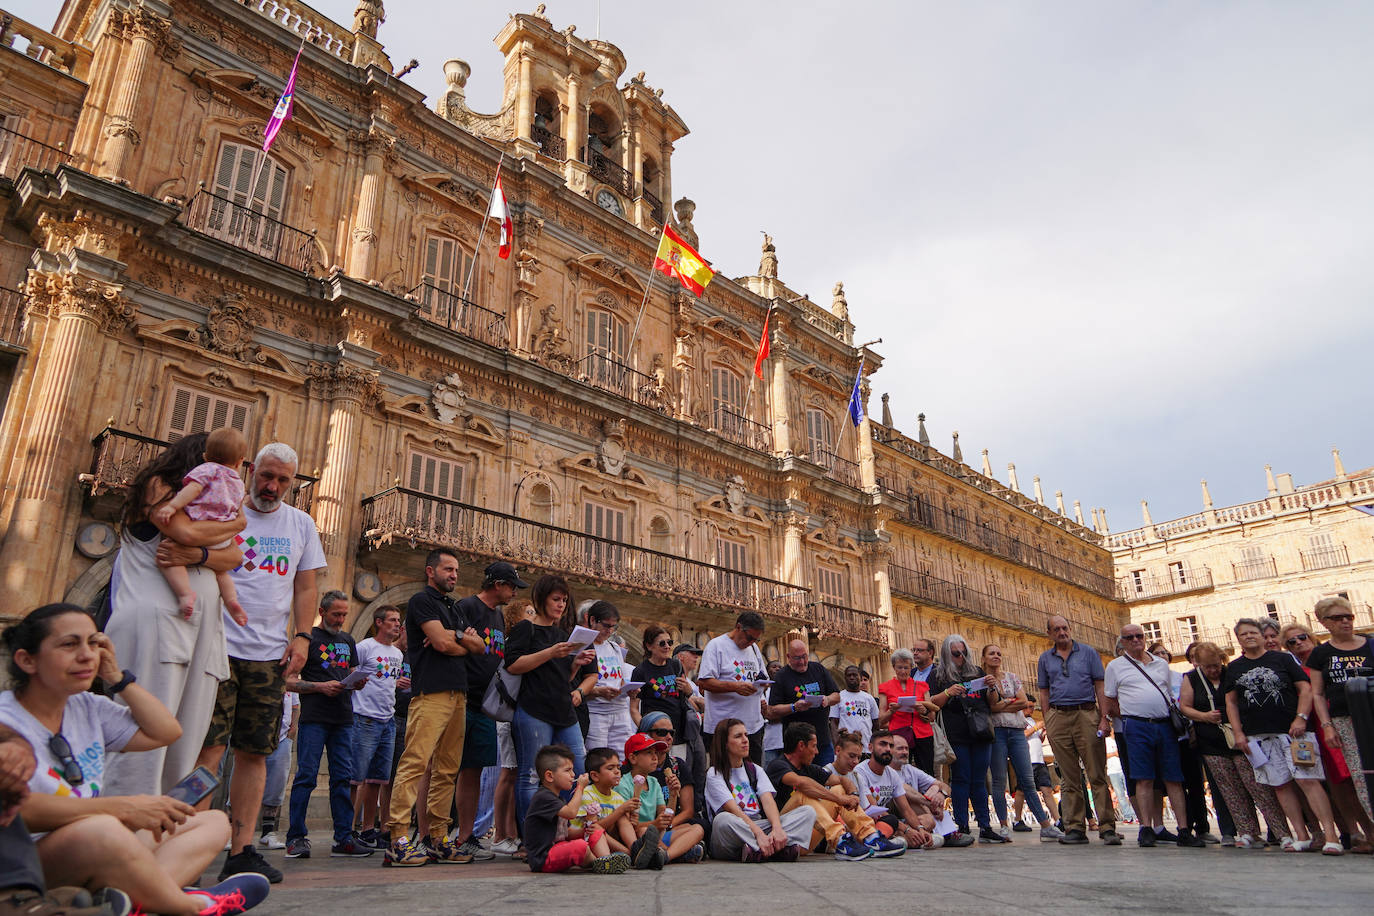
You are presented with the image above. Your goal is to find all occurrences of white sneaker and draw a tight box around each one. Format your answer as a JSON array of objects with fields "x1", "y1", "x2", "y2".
[
  {"x1": 1236, "y1": 834, "x2": 1254, "y2": 849},
  {"x1": 1040, "y1": 824, "x2": 1066, "y2": 841},
  {"x1": 258, "y1": 832, "x2": 285, "y2": 850},
  {"x1": 491, "y1": 837, "x2": 520, "y2": 856},
  {"x1": 997, "y1": 825, "x2": 1013, "y2": 839}
]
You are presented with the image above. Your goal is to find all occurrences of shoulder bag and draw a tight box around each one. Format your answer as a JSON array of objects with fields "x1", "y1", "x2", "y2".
[
  {"x1": 1198, "y1": 672, "x2": 1235, "y2": 749},
  {"x1": 481, "y1": 662, "x2": 522, "y2": 723},
  {"x1": 1122, "y1": 654, "x2": 1189, "y2": 740}
]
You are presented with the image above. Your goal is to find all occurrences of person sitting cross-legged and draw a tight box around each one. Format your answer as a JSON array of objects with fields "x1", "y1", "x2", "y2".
[
  {"x1": 704, "y1": 718, "x2": 815, "y2": 862},
  {"x1": 764, "y1": 722, "x2": 905, "y2": 861},
  {"x1": 851, "y1": 730, "x2": 937, "y2": 850}
]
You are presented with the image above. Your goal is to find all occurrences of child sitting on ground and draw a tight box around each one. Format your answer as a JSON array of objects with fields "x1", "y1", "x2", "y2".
[
  {"x1": 523, "y1": 744, "x2": 631, "y2": 874},
  {"x1": 573, "y1": 747, "x2": 641, "y2": 854},
  {"x1": 151, "y1": 426, "x2": 249, "y2": 624},
  {"x1": 619, "y1": 732, "x2": 706, "y2": 866}
]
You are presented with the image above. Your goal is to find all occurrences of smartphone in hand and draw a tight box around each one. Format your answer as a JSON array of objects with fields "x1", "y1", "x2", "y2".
[{"x1": 167, "y1": 765, "x2": 219, "y2": 805}]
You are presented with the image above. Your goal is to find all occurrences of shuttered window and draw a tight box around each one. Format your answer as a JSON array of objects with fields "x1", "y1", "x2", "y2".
[
  {"x1": 806, "y1": 408, "x2": 834, "y2": 466},
  {"x1": 163, "y1": 384, "x2": 252, "y2": 442},
  {"x1": 584, "y1": 500, "x2": 626, "y2": 570},
  {"x1": 815, "y1": 564, "x2": 850, "y2": 606},
  {"x1": 403, "y1": 449, "x2": 466, "y2": 536}
]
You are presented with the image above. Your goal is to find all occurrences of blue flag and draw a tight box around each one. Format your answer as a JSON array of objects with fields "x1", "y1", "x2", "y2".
[{"x1": 847, "y1": 358, "x2": 864, "y2": 427}]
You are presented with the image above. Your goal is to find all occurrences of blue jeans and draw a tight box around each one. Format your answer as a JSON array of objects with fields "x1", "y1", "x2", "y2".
[
  {"x1": 990, "y1": 725, "x2": 1048, "y2": 824},
  {"x1": 351, "y1": 714, "x2": 396, "y2": 783},
  {"x1": 949, "y1": 741, "x2": 994, "y2": 833},
  {"x1": 512, "y1": 706, "x2": 586, "y2": 829},
  {"x1": 813, "y1": 743, "x2": 835, "y2": 767},
  {"x1": 474, "y1": 765, "x2": 497, "y2": 838},
  {"x1": 288, "y1": 721, "x2": 356, "y2": 845},
  {"x1": 263, "y1": 736, "x2": 293, "y2": 809}
]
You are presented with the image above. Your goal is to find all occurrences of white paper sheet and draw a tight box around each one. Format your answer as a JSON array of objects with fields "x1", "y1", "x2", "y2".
[
  {"x1": 1244, "y1": 741, "x2": 1268, "y2": 769},
  {"x1": 617, "y1": 680, "x2": 645, "y2": 697},
  {"x1": 339, "y1": 667, "x2": 369, "y2": 687},
  {"x1": 962, "y1": 676, "x2": 989, "y2": 692},
  {"x1": 896, "y1": 695, "x2": 922, "y2": 710},
  {"x1": 567, "y1": 625, "x2": 599, "y2": 649},
  {"x1": 935, "y1": 812, "x2": 960, "y2": 836},
  {"x1": 864, "y1": 804, "x2": 888, "y2": 818}
]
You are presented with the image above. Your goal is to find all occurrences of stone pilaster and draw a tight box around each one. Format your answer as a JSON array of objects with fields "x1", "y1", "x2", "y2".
[
  {"x1": 781, "y1": 510, "x2": 808, "y2": 586},
  {"x1": 100, "y1": 2, "x2": 174, "y2": 184},
  {"x1": 769, "y1": 333, "x2": 792, "y2": 456},
  {"x1": 346, "y1": 134, "x2": 390, "y2": 281}
]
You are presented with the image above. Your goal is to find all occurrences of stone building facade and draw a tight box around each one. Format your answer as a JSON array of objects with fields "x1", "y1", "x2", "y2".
[
  {"x1": 0, "y1": 0, "x2": 1123, "y2": 679},
  {"x1": 1107, "y1": 451, "x2": 1374, "y2": 657}
]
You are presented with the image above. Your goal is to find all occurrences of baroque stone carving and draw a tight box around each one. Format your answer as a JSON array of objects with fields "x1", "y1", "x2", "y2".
[
  {"x1": 189, "y1": 293, "x2": 262, "y2": 360},
  {"x1": 306, "y1": 361, "x2": 382, "y2": 405},
  {"x1": 758, "y1": 233, "x2": 778, "y2": 279},
  {"x1": 38, "y1": 274, "x2": 134, "y2": 334},
  {"x1": 724, "y1": 475, "x2": 747, "y2": 515},
  {"x1": 597, "y1": 419, "x2": 626, "y2": 477},
  {"x1": 431, "y1": 372, "x2": 468, "y2": 424},
  {"x1": 831, "y1": 282, "x2": 848, "y2": 322},
  {"x1": 353, "y1": 0, "x2": 385, "y2": 38},
  {"x1": 673, "y1": 198, "x2": 698, "y2": 249},
  {"x1": 533, "y1": 304, "x2": 573, "y2": 370}
]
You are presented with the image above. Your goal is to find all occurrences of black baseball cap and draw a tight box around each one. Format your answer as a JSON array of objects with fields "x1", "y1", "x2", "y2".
[
  {"x1": 484, "y1": 561, "x2": 529, "y2": 589},
  {"x1": 673, "y1": 644, "x2": 703, "y2": 656}
]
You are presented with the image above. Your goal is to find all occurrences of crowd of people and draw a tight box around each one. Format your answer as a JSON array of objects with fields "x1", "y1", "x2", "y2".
[{"x1": 2, "y1": 430, "x2": 1373, "y2": 913}]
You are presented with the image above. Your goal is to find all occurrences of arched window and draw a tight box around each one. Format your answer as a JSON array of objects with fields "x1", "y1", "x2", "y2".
[{"x1": 532, "y1": 93, "x2": 565, "y2": 158}]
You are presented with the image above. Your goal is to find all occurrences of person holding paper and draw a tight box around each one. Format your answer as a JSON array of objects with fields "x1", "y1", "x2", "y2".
[
  {"x1": 1222, "y1": 618, "x2": 1341, "y2": 854},
  {"x1": 283, "y1": 591, "x2": 369, "y2": 859},
  {"x1": 504, "y1": 575, "x2": 598, "y2": 827},
  {"x1": 766, "y1": 641, "x2": 841, "y2": 765},
  {"x1": 877, "y1": 649, "x2": 933, "y2": 774},
  {"x1": 763, "y1": 723, "x2": 904, "y2": 860},
  {"x1": 584, "y1": 602, "x2": 637, "y2": 756},
  {"x1": 927, "y1": 635, "x2": 1004, "y2": 844},
  {"x1": 697, "y1": 614, "x2": 769, "y2": 763}
]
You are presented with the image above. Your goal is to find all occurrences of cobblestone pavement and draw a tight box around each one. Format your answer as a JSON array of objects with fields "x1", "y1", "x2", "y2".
[{"x1": 208, "y1": 836, "x2": 1373, "y2": 915}]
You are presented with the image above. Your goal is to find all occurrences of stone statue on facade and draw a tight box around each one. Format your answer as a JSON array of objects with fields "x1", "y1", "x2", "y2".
[
  {"x1": 758, "y1": 233, "x2": 777, "y2": 279},
  {"x1": 641, "y1": 352, "x2": 670, "y2": 410},
  {"x1": 353, "y1": 0, "x2": 384, "y2": 38},
  {"x1": 831, "y1": 281, "x2": 849, "y2": 322},
  {"x1": 533, "y1": 304, "x2": 572, "y2": 369},
  {"x1": 674, "y1": 198, "x2": 698, "y2": 249}
]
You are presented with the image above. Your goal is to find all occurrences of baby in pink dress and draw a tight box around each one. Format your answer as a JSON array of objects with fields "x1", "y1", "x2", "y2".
[{"x1": 152, "y1": 426, "x2": 249, "y2": 624}]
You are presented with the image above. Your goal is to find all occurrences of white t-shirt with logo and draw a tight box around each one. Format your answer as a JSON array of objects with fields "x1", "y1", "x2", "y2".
[
  {"x1": 898, "y1": 761, "x2": 936, "y2": 794},
  {"x1": 830, "y1": 689, "x2": 880, "y2": 745},
  {"x1": 353, "y1": 637, "x2": 405, "y2": 720},
  {"x1": 225, "y1": 503, "x2": 326, "y2": 661},
  {"x1": 699, "y1": 633, "x2": 766, "y2": 734},
  {"x1": 587, "y1": 638, "x2": 629, "y2": 713},
  {"x1": 853, "y1": 761, "x2": 906, "y2": 807},
  {"x1": 0, "y1": 690, "x2": 139, "y2": 831},
  {"x1": 705, "y1": 763, "x2": 776, "y2": 822}
]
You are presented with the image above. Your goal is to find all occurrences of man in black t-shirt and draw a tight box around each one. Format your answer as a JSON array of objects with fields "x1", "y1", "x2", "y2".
[
  {"x1": 763, "y1": 723, "x2": 902, "y2": 860},
  {"x1": 452, "y1": 560, "x2": 528, "y2": 860},
  {"x1": 284, "y1": 591, "x2": 368, "y2": 858},
  {"x1": 383, "y1": 549, "x2": 486, "y2": 867},
  {"x1": 766, "y1": 640, "x2": 841, "y2": 765}
]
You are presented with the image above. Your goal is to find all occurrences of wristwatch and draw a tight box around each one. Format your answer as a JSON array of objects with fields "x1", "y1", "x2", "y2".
[
  {"x1": 293, "y1": 631, "x2": 311, "y2": 641},
  {"x1": 107, "y1": 669, "x2": 136, "y2": 695}
]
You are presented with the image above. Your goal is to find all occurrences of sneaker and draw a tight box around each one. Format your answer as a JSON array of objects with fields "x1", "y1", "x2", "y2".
[
  {"x1": 1220, "y1": 835, "x2": 1236, "y2": 847},
  {"x1": 997, "y1": 824, "x2": 1013, "y2": 839},
  {"x1": 1199, "y1": 832, "x2": 1221, "y2": 845},
  {"x1": 283, "y1": 837, "x2": 310, "y2": 859},
  {"x1": 1099, "y1": 829, "x2": 1123, "y2": 846},
  {"x1": 330, "y1": 837, "x2": 375, "y2": 858},
  {"x1": 862, "y1": 832, "x2": 906, "y2": 858},
  {"x1": 1176, "y1": 829, "x2": 1206, "y2": 848},
  {"x1": 769, "y1": 844, "x2": 802, "y2": 862},
  {"x1": 978, "y1": 828, "x2": 1008, "y2": 844},
  {"x1": 256, "y1": 832, "x2": 285, "y2": 851},
  {"x1": 186, "y1": 872, "x2": 270, "y2": 916},
  {"x1": 490, "y1": 837, "x2": 521, "y2": 856},
  {"x1": 834, "y1": 833, "x2": 874, "y2": 861},
  {"x1": 943, "y1": 830, "x2": 976, "y2": 848},
  {"x1": 680, "y1": 842, "x2": 705, "y2": 864},
  {"x1": 89, "y1": 888, "x2": 133, "y2": 916},
  {"x1": 1040, "y1": 824, "x2": 1065, "y2": 841},
  {"x1": 590, "y1": 852, "x2": 631, "y2": 874},
  {"x1": 1235, "y1": 834, "x2": 1254, "y2": 849},
  {"x1": 1012, "y1": 822, "x2": 1033, "y2": 833},
  {"x1": 383, "y1": 836, "x2": 429, "y2": 868},
  {"x1": 1057, "y1": 830, "x2": 1089, "y2": 845},
  {"x1": 1137, "y1": 827, "x2": 1157, "y2": 847},
  {"x1": 219, "y1": 847, "x2": 283, "y2": 885},
  {"x1": 630, "y1": 825, "x2": 662, "y2": 869},
  {"x1": 741, "y1": 846, "x2": 767, "y2": 863},
  {"x1": 650, "y1": 846, "x2": 668, "y2": 869},
  {"x1": 455, "y1": 838, "x2": 496, "y2": 862},
  {"x1": 424, "y1": 835, "x2": 473, "y2": 864},
  {"x1": 1154, "y1": 828, "x2": 1178, "y2": 844},
  {"x1": 353, "y1": 829, "x2": 379, "y2": 849}
]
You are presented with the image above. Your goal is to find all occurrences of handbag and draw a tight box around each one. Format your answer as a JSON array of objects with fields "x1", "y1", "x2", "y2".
[
  {"x1": 1122, "y1": 653, "x2": 1190, "y2": 740},
  {"x1": 481, "y1": 664, "x2": 522, "y2": 722},
  {"x1": 965, "y1": 698, "x2": 995, "y2": 743},
  {"x1": 1200, "y1": 674, "x2": 1236, "y2": 749},
  {"x1": 932, "y1": 713, "x2": 957, "y2": 766}
]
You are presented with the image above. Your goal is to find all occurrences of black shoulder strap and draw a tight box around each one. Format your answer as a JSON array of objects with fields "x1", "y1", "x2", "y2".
[
  {"x1": 743, "y1": 759, "x2": 760, "y2": 797},
  {"x1": 1122, "y1": 653, "x2": 1179, "y2": 712}
]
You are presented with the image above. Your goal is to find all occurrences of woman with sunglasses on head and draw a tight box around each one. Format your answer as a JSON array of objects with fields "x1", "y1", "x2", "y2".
[
  {"x1": 1304, "y1": 596, "x2": 1374, "y2": 850},
  {"x1": 631, "y1": 626, "x2": 692, "y2": 762},
  {"x1": 0, "y1": 603, "x2": 269, "y2": 915},
  {"x1": 926, "y1": 634, "x2": 1004, "y2": 843}
]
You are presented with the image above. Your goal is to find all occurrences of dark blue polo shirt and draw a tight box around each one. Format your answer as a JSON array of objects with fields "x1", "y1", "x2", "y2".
[{"x1": 1037, "y1": 641, "x2": 1104, "y2": 706}]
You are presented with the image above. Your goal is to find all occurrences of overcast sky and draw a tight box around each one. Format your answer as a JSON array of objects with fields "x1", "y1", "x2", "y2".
[{"x1": 28, "y1": 1, "x2": 1374, "y2": 531}]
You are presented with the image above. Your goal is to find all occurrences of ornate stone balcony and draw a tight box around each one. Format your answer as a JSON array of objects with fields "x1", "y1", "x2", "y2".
[
  {"x1": 0, "y1": 10, "x2": 91, "y2": 79},
  {"x1": 0, "y1": 122, "x2": 70, "y2": 182},
  {"x1": 409, "y1": 282, "x2": 509, "y2": 350},
  {"x1": 888, "y1": 562, "x2": 1116, "y2": 654},
  {"x1": 183, "y1": 188, "x2": 317, "y2": 274},
  {"x1": 83, "y1": 426, "x2": 317, "y2": 512},
  {"x1": 710, "y1": 406, "x2": 773, "y2": 454},
  {"x1": 1117, "y1": 566, "x2": 1214, "y2": 602},
  {"x1": 359, "y1": 487, "x2": 891, "y2": 650},
  {"x1": 239, "y1": 0, "x2": 355, "y2": 60},
  {"x1": 0, "y1": 285, "x2": 25, "y2": 349}
]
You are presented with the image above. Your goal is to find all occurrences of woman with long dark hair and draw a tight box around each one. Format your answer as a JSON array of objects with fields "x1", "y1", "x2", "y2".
[{"x1": 104, "y1": 433, "x2": 245, "y2": 798}]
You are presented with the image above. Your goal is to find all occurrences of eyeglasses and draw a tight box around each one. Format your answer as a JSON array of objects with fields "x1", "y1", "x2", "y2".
[
  {"x1": 49, "y1": 733, "x2": 84, "y2": 785},
  {"x1": 950, "y1": 650, "x2": 965, "y2": 658},
  {"x1": 1285, "y1": 634, "x2": 1311, "y2": 647},
  {"x1": 742, "y1": 631, "x2": 762, "y2": 644},
  {"x1": 648, "y1": 728, "x2": 675, "y2": 739},
  {"x1": 597, "y1": 620, "x2": 619, "y2": 630},
  {"x1": 654, "y1": 640, "x2": 672, "y2": 648},
  {"x1": 1122, "y1": 634, "x2": 1145, "y2": 641},
  {"x1": 1324, "y1": 614, "x2": 1354, "y2": 622}
]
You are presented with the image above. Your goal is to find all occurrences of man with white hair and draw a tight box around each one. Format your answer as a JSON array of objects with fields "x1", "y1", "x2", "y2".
[{"x1": 196, "y1": 442, "x2": 325, "y2": 884}]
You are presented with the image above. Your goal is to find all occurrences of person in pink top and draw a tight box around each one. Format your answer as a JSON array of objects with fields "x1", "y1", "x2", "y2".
[{"x1": 152, "y1": 427, "x2": 249, "y2": 625}]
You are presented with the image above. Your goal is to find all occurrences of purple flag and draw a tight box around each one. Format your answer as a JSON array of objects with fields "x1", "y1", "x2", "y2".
[
  {"x1": 262, "y1": 49, "x2": 301, "y2": 152},
  {"x1": 847, "y1": 358, "x2": 865, "y2": 427}
]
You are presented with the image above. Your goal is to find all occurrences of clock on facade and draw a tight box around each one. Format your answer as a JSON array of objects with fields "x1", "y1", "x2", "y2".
[{"x1": 595, "y1": 189, "x2": 623, "y2": 215}]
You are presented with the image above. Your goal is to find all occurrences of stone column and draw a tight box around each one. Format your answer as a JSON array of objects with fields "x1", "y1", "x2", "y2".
[
  {"x1": 0, "y1": 273, "x2": 133, "y2": 607},
  {"x1": 857, "y1": 378, "x2": 876, "y2": 490},
  {"x1": 564, "y1": 74, "x2": 583, "y2": 161},
  {"x1": 346, "y1": 135, "x2": 388, "y2": 281},
  {"x1": 769, "y1": 337, "x2": 792, "y2": 456},
  {"x1": 630, "y1": 115, "x2": 645, "y2": 223},
  {"x1": 306, "y1": 362, "x2": 379, "y2": 594},
  {"x1": 100, "y1": 3, "x2": 172, "y2": 183},
  {"x1": 513, "y1": 48, "x2": 539, "y2": 159},
  {"x1": 782, "y1": 510, "x2": 807, "y2": 587}
]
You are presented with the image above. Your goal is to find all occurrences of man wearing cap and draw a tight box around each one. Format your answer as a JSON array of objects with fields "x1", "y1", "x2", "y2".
[{"x1": 452, "y1": 561, "x2": 528, "y2": 861}]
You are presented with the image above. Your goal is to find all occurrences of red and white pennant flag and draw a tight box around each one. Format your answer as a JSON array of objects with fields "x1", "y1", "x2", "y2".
[{"x1": 488, "y1": 174, "x2": 512, "y2": 260}]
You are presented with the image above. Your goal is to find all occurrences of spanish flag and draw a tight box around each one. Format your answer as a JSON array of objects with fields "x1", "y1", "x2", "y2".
[{"x1": 652, "y1": 224, "x2": 715, "y2": 297}]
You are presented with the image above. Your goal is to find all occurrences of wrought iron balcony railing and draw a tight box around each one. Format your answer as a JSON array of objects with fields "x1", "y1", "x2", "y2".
[
  {"x1": 711, "y1": 406, "x2": 773, "y2": 454},
  {"x1": 84, "y1": 427, "x2": 317, "y2": 513},
  {"x1": 586, "y1": 147, "x2": 633, "y2": 197},
  {"x1": 1300, "y1": 545, "x2": 1349, "y2": 572},
  {"x1": 531, "y1": 123, "x2": 566, "y2": 159},
  {"x1": 0, "y1": 123, "x2": 70, "y2": 182},
  {"x1": 1232, "y1": 557, "x2": 1276, "y2": 583},
  {"x1": 644, "y1": 189, "x2": 664, "y2": 224},
  {"x1": 183, "y1": 189, "x2": 316, "y2": 274},
  {"x1": 1117, "y1": 566, "x2": 1215, "y2": 602},
  {"x1": 409, "y1": 282, "x2": 508, "y2": 349},
  {"x1": 574, "y1": 352, "x2": 671, "y2": 413},
  {"x1": 806, "y1": 446, "x2": 861, "y2": 489},
  {"x1": 815, "y1": 601, "x2": 888, "y2": 649}
]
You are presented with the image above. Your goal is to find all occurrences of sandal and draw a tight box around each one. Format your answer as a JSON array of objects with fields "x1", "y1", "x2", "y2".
[{"x1": 1321, "y1": 842, "x2": 1344, "y2": 856}]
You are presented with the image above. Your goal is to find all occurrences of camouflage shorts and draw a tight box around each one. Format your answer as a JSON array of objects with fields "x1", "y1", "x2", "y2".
[{"x1": 203, "y1": 657, "x2": 286, "y2": 756}]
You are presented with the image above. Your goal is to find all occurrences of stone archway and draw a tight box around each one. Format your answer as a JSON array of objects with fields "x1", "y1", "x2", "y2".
[
  {"x1": 65, "y1": 554, "x2": 116, "y2": 614},
  {"x1": 351, "y1": 580, "x2": 425, "y2": 640}
]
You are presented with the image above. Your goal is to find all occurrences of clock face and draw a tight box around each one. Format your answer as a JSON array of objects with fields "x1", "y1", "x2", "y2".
[{"x1": 596, "y1": 189, "x2": 623, "y2": 215}]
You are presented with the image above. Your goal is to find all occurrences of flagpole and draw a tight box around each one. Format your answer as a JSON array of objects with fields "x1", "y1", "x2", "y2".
[
  {"x1": 625, "y1": 222, "x2": 666, "y2": 365},
  {"x1": 245, "y1": 34, "x2": 308, "y2": 239},
  {"x1": 463, "y1": 152, "x2": 505, "y2": 307}
]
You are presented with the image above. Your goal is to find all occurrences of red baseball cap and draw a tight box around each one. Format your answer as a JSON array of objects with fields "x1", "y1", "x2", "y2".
[{"x1": 624, "y1": 733, "x2": 669, "y2": 759}]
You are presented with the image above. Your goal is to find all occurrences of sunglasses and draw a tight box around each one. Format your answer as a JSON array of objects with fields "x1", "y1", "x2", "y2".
[
  {"x1": 743, "y1": 631, "x2": 762, "y2": 644},
  {"x1": 654, "y1": 640, "x2": 672, "y2": 648},
  {"x1": 1122, "y1": 634, "x2": 1145, "y2": 641},
  {"x1": 648, "y1": 728, "x2": 675, "y2": 739},
  {"x1": 49, "y1": 733, "x2": 84, "y2": 785},
  {"x1": 1324, "y1": 614, "x2": 1354, "y2": 622},
  {"x1": 950, "y1": 650, "x2": 965, "y2": 658},
  {"x1": 1285, "y1": 634, "x2": 1311, "y2": 647}
]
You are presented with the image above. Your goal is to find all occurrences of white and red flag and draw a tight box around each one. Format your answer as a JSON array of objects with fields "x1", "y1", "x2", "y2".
[{"x1": 488, "y1": 173, "x2": 512, "y2": 260}]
